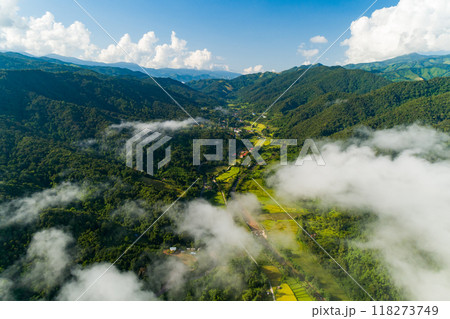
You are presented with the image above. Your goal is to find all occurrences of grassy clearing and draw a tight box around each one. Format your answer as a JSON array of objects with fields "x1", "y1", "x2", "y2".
[
  {"x1": 243, "y1": 122, "x2": 266, "y2": 133},
  {"x1": 174, "y1": 253, "x2": 197, "y2": 270},
  {"x1": 240, "y1": 178, "x2": 298, "y2": 214},
  {"x1": 261, "y1": 265, "x2": 296, "y2": 301},
  {"x1": 262, "y1": 219, "x2": 297, "y2": 233},
  {"x1": 249, "y1": 136, "x2": 271, "y2": 147},
  {"x1": 216, "y1": 166, "x2": 240, "y2": 183}
]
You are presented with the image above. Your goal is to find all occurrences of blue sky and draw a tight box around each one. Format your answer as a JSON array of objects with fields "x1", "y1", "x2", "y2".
[{"x1": 4, "y1": 0, "x2": 450, "y2": 72}]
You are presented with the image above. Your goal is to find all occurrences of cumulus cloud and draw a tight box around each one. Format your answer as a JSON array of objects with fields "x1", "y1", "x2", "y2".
[
  {"x1": 269, "y1": 125, "x2": 450, "y2": 300},
  {"x1": 0, "y1": 183, "x2": 85, "y2": 227},
  {"x1": 243, "y1": 64, "x2": 264, "y2": 74},
  {"x1": 23, "y1": 228, "x2": 74, "y2": 290},
  {"x1": 58, "y1": 263, "x2": 155, "y2": 301},
  {"x1": 0, "y1": 5, "x2": 96, "y2": 58},
  {"x1": 0, "y1": 0, "x2": 223, "y2": 70},
  {"x1": 98, "y1": 31, "x2": 216, "y2": 69},
  {"x1": 310, "y1": 35, "x2": 328, "y2": 44},
  {"x1": 343, "y1": 0, "x2": 450, "y2": 63}
]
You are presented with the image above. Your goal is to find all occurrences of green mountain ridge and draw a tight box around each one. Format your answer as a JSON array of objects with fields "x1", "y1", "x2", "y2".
[
  {"x1": 276, "y1": 77, "x2": 450, "y2": 139},
  {"x1": 0, "y1": 69, "x2": 220, "y2": 141},
  {"x1": 189, "y1": 65, "x2": 391, "y2": 114},
  {"x1": 345, "y1": 53, "x2": 450, "y2": 82},
  {"x1": 0, "y1": 52, "x2": 241, "y2": 82}
]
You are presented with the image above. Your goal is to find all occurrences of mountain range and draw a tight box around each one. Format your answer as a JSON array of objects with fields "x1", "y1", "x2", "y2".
[{"x1": 1, "y1": 51, "x2": 448, "y2": 144}]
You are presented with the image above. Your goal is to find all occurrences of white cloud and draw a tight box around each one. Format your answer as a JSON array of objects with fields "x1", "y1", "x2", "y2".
[
  {"x1": 0, "y1": 0, "x2": 19, "y2": 27},
  {"x1": 98, "y1": 31, "x2": 216, "y2": 69},
  {"x1": 0, "y1": 228, "x2": 74, "y2": 298},
  {"x1": 364, "y1": 124, "x2": 450, "y2": 158},
  {"x1": 243, "y1": 64, "x2": 264, "y2": 74},
  {"x1": 0, "y1": 0, "x2": 224, "y2": 70},
  {"x1": 0, "y1": 278, "x2": 13, "y2": 300},
  {"x1": 298, "y1": 48, "x2": 319, "y2": 58},
  {"x1": 146, "y1": 258, "x2": 189, "y2": 294},
  {"x1": 269, "y1": 125, "x2": 450, "y2": 300},
  {"x1": 58, "y1": 263, "x2": 155, "y2": 301},
  {"x1": 183, "y1": 48, "x2": 212, "y2": 70},
  {"x1": 310, "y1": 35, "x2": 328, "y2": 44},
  {"x1": 0, "y1": 8, "x2": 97, "y2": 58},
  {"x1": 175, "y1": 195, "x2": 261, "y2": 264},
  {"x1": 108, "y1": 118, "x2": 200, "y2": 135},
  {"x1": 343, "y1": 0, "x2": 450, "y2": 63},
  {"x1": 23, "y1": 228, "x2": 73, "y2": 290},
  {"x1": 0, "y1": 183, "x2": 85, "y2": 227}
]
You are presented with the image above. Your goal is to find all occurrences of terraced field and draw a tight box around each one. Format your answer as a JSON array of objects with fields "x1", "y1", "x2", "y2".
[
  {"x1": 286, "y1": 278, "x2": 313, "y2": 301},
  {"x1": 276, "y1": 283, "x2": 297, "y2": 301}
]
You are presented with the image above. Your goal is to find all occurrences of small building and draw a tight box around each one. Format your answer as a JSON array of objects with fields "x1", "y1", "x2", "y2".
[{"x1": 169, "y1": 247, "x2": 177, "y2": 252}]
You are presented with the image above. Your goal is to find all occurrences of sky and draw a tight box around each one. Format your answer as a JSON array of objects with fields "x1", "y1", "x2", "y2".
[{"x1": 1, "y1": 0, "x2": 449, "y2": 73}]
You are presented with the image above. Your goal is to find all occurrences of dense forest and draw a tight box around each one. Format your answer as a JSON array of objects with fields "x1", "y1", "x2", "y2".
[
  {"x1": 189, "y1": 65, "x2": 391, "y2": 113},
  {"x1": 276, "y1": 77, "x2": 450, "y2": 139}
]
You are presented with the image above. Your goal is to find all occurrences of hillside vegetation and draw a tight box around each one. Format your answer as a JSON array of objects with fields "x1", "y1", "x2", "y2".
[
  {"x1": 189, "y1": 65, "x2": 391, "y2": 114},
  {"x1": 276, "y1": 77, "x2": 450, "y2": 139},
  {"x1": 345, "y1": 53, "x2": 450, "y2": 82}
]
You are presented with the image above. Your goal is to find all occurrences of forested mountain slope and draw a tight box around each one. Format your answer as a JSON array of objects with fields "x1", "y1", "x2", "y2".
[
  {"x1": 0, "y1": 67, "x2": 261, "y2": 301},
  {"x1": 345, "y1": 53, "x2": 450, "y2": 82},
  {"x1": 189, "y1": 65, "x2": 391, "y2": 114},
  {"x1": 275, "y1": 77, "x2": 450, "y2": 139},
  {"x1": 0, "y1": 69, "x2": 219, "y2": 141}
]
